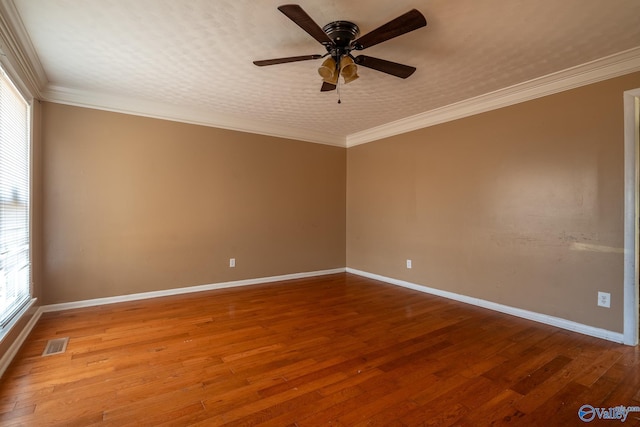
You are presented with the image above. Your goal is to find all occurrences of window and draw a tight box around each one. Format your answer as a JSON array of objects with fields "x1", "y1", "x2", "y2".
[{"x1": 0, "y1": 65, "x2": 30, "y2": 329}]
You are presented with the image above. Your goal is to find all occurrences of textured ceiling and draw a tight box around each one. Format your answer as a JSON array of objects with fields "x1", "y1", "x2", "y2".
[{"x1": 4, "y1": 0, "x2": 640, "y2": 145}]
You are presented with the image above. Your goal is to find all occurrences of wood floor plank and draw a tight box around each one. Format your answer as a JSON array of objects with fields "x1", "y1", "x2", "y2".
[
  {"x1": 574, "y1": 348, "x2": 624, "y2": 386},
  {"x1": 1, "y1": 273, "x2": 638, "y2": 426},
  {"x1": 525, "y1": 380, "x2": 589, "y2": 426},
  {"x1": 454, "y1": 388, "x2": 524, "y2": 426},
  {"x1": 509, "y1": 355, "x2": 573, "y2": 395}
]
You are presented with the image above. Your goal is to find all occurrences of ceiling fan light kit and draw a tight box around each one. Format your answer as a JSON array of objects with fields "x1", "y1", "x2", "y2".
[
  {"x1": 318, "y1": 57, "x2": 337, "y2": 81},
  {"x1": 254, "y1": 4, "x2": 426, "y2": 100},
  {"x1": 317, "y1": 53, "x2": 358, "y2": 85},
  {"x1": 340, "y1": 56, "x2": 359, "y2": 84}
]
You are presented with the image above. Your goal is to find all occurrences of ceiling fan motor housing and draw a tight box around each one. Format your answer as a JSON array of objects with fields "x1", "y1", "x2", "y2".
[{"x1": 322, "y1": 21, "x2": 359, "y2": 58}]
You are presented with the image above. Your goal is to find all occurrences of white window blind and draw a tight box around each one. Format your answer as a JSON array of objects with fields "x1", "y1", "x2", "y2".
[{"x1": 0, "y1": 66, "x2": 30, "y2": 329}]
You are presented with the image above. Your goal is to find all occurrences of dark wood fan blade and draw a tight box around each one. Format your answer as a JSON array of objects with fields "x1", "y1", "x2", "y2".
[
  {"x1": 321, "y1": 82, "x2": 336, "y2": 92},
  {"x1": 353, "y1": 9, "x2": 426, "y2": 50},
  {"x1": 354, "y1": 55, "x2": 416, "y2": 78},
  {"x1": 278, "y1": 4, "x2": 333, "y2": 46},
  {"x1": 253, "y1": 54, "x2": 323, "y2": 66}
]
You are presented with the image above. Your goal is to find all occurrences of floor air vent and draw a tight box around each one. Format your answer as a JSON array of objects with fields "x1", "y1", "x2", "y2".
[{"x1": 42, "y1": 337, "x2": 69, "y2": 356}]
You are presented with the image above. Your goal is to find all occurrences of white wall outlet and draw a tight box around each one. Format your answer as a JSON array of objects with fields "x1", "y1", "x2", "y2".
[
  {"x1": 406, "y1": 259, "x2": 412, "y2": 269},
  {"x1": 229, "y1": 258, "x2": 235, "y2": 268},
  {"x1": 597, "y1": 291, "x2": 610, "y2": 308}
]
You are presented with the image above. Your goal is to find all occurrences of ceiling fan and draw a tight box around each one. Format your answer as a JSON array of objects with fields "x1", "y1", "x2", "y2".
[{"x1": 253, "y1": 4, "x2": 427, "y2": 95}]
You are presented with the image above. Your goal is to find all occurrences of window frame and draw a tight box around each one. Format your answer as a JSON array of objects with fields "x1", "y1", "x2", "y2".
[{"x1": 0, "y1": 62, "x2": 34, "y2": 337}]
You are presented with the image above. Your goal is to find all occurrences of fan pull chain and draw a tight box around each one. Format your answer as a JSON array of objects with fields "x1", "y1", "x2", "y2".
[{"x1": 337, "y1": 79, "x2": 341, "y2": 104}]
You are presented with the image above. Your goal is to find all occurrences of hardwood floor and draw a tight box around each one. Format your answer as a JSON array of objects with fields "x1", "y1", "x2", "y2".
[{"x1": 1, "y1": 273, "x2": 639, "y2": 426}]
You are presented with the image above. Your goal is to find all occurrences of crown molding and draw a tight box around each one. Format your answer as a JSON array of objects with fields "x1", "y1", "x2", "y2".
[
  {"x1": 41, "y1": 85, "x2": 345, "y2": 147},
  {"x1": 0, "y1": 0, "x2": 47, "y2": 99},
  {"x1": 46, "y1": 43, "x2": 640, "y2": 148},
  {"x1": 346, "y1": 47, "x2": 640, "y2": 147}
]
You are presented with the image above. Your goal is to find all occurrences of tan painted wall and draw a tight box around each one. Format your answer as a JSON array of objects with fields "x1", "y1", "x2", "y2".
[
  {"x1": 41, "y1": 103, "x2": 346, "y2": 304},
  {"x1": 347, "y1": 72, "x2": 640, "y2": 333}
]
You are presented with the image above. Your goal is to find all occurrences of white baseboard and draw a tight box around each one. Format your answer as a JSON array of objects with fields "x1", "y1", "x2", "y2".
[
  {"x1": 346, "y1": 268, "x2": 626, "y2": 344},
  {"x1": 41, "y1": 267, "x2": 346, "y2": 313},
  {"x1": 0, "y1": 300, "x2": 43, "y2": 378}
]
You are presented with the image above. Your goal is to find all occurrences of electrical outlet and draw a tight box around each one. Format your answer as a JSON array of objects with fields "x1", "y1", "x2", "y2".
[
  {"x1": 597, "y1": 291, "x2": 610, "y2": 308},
  {"x1": 406, "y1": 259, "x2": 412, "y2": 269},
  {"x1": 229, "y1": 258, "x2": 235, "y2": 268}
]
